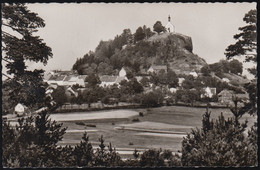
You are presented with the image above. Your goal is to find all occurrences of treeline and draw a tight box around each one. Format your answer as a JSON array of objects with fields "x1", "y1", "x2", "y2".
[{"x1": 201, "y1": 59, "x2": 243, "y2": 77}]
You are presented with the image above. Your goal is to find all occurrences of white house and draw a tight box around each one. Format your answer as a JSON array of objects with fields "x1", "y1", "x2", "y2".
[
  {"x1": 119, "y1": 67, "x2": 127, "y2": 77},
  {"x1": 148, "y1": 65, "x2": 167, "y2": 74},
  {"x1": 178, "y1": 78, "x2": 185, "y2": 86},
  {"x1": 100, "y1": 75, "x2": 118, "y2": 87},
  {"x1": 66, "y1": 87, "x2": 78, "y2": 97},
  {"x1": 15, "y1": 103, "x2": 25, "y2": 116},
  {"x1": 189, "y1": 71, "x2": 198, "y2": 78},
  {"x1": 165, "y1": 15, "x2": 175, "y2": 33},
  {"x1": 169, "y1": 87, "x2": 177, "y2": 93},
  {"x1": 201, "y1": 87, "x2": 217, "y2": 98},
  {"x1": 222, "y1": 78, "x2": 230, "y2": 83}
]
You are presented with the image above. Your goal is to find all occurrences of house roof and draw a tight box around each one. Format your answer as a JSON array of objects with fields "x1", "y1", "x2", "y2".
[
  {"x1": 68, "y1": 76, "x2": 78, "y2": 82},
  {"x1": 78, "y1": 75, "x2": 88, "y2": 81},
  {"x1": 115, "y1": 76, "x2": 126, "y2": 84},
  {"x1": 135, "y1": 76, "x2": 143, "y2": 82},
  {"x1": 48, "y1": 75, "x2": 57, "y2": 81},
  {"x1": 218, "y1": 89, "x2": 234, "y2": 96},
  {"x1": 64, "y1": 75, "x2": 73, "y2": 81},
  {"x1": 236, "y1": 93, "x2": 249, "y2": 99},
  {"x1": 56, "y1": 75, "x2": 66, "y2": 81},
  {"x1": 100, "y1": 75, "x2": 118, "y2": 82},
  {"x1": 151, "y1": 65, "x2": 167, "y2": 70},
  {"x1": 44, "y1": 73, "x2": 52, "y2": 80}
]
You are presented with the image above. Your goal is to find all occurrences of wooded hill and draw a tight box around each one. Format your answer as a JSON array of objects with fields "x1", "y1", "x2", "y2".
[
  {"x1": 72, "y1": 25, "x2": 248, "y2": 89},
  {"x1": 72, "y1": 26, "x2": 207, "y2": 76}
]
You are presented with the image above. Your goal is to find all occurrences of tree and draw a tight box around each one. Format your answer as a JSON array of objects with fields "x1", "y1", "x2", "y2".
[
  {"x1": 140, "y1": 77, "x2": 150, "y2": 87},
  {"x1": 181, "y1": 109, "x2": 257, "y2": 166},
  {"x1": 229, "y1": 59, "x2": 243, "y2": 75},
  {"x1": 73, "y1": 132, "x2": 94, "y2": 166},
  {"x1": 2, "y1": 3, "x2": 53, "y2": 109},
  {"x1": 134, "y1": 27, "x2": 146, "y2": 42},
  {"x1": 121, "y1": 28, "x2": 133, "y2": 44},
  {"x1": 143, "y1": 25, "x2": 154, "y2": 39},
  {"x1": 129, "y1": 78, "x2": 144, "y2": 94},
  {"x1": 140, "y1": 149, "x2": 165, "y2": 166},
  {"x1": 225, "y1": 9, "x2": 257, "y2": 116},
  {"x1": 52, "y1": 86, "x2": 67, "y2": 107},
  {"x1": 141, "y1": 90, "x2": 164, "y2": 107},
  {"x1": 225, "y1": 9, "x2": 256, "y2": 76},
  {"x1": 153, "y1": 21, "x2": 165, "y2": 34},
  {"x1": 2, "y1": 111, "x2": 67, "y2": 167},
  {"x1": 167, "y1": 69, "x2": 178, "y2": 88},
  {"x1": 85, "y1": 73, "x2": 101, "y2": 87},
  {"x1": 200, "y1": 65, "x2": 211, "y2": 76},
  {"x1": 82, "y1": 88, "x2": 98, "y2": 107}
]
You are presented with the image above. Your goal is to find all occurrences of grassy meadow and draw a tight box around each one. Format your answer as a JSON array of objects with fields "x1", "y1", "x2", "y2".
[{"x1": 57, "y1": 106, "x2": 257, "y2": 158}]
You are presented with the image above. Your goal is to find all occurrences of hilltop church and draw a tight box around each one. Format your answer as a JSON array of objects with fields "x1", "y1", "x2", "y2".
[{"x1": 165, "y1": 15, "x2": 175, "y2": 33}]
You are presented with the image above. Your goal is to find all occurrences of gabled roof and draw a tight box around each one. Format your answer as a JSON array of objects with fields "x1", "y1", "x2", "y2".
[
  {"x1": 218, "y1": 89, "x2": 234, "y2": 96},
  {"x1": 78, "y1": 75, "x2": 88, "y2": 80},
  {"x1": 56, "y1": 75, "x2": 66, "y2": 81},
  {"x1": 236, "y1": 93, "x2": 249, "y2": 99},
  {"x1": 151, "y1": 65, "x2": 167, "y2": 70},
  {"x1": 115, "y1": 76, "x2": 126, "y2": 84},
  {"x1": 64, "y1": 75, "x2": 73, "y2": 81},
  {"x1": 44, "y1": 74, "x2": 52, "y2": 80},
  {"x1": 135, "y1": 76, "x2": 143, "y2": 82},
  {"x1": 100, "y1": 75, "x2": 118, "y2": 82},
  {"x1": 68, "y1": 76, "x2": 78, "y2": 82},
  {"x1": 48, "y1": 75, "x2": 57, "y2": 81}
]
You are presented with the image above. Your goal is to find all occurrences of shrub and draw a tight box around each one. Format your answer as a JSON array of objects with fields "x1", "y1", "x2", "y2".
[
  {"x1": 139, "y1": 112, "x2": 144, "y2": 117},
  {"x1": 132, "y1": 118, "x2": 140, "y2": 122},
  {"x1": 86, "y1": 124, "x2": 96, "y2": 128},
  {"x1": 140, "y1": 149, "x2": 165, "y2": 167},
  {"x1": 181, "y1": 109, "x2": 257, "y2": 166},
  {"x1": 141, "y1": 91, "x2": 164, "y2": 107},
  {"x1": 75, "y1": 121, "x2": 85, "y2": 126}
]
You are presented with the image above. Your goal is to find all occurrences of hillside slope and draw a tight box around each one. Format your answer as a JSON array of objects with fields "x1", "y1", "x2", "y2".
[{"x1": 73, "y1": 31, "x2": 207, "y2": 75}]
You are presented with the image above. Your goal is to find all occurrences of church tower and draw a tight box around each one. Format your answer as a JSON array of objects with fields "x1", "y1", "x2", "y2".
[{"x1": 165, "y1": 15, "x2": 175, "y2": 33}]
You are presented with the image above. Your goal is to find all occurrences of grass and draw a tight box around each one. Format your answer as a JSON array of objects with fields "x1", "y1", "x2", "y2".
[{"x1": 58, "y1": 106, "x2": 257, "y2": 158}]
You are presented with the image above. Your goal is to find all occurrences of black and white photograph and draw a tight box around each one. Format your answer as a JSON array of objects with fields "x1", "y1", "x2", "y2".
[{"x1": 1, "y1": 1, "x2": 257, "y2": 168}]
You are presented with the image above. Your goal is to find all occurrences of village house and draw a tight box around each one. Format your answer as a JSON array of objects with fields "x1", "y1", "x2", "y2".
[
  {"x1": 100, "y1": 76, "x2": 128, "y2": 87},
  {"x1": 169, "y1": 87, "x2": 177, "y2": 93},
  {"x1": 189, "y1": 70, "x2": 198, "y2": 78},
  {"x1": 178, "y1": 78, "x2": 185, "y2": 86},
  {"x1": 222, "y1": 78, "x2": 230, "y2": 83},
  {"x1": 147, "y1": 65, "x2": 167, "y2": 74},
  {"x1": 99, "y1": 68, "x2": 128, "y2": 87},
  {"x1": 218, "y1": 89, "x2": 250, "y2": 106},
  {"x1": 44, "y1": 71, "x2": 86, "y2": 87},
  {"x1": 200, "y1": 87, "x2": 217, "y2": 98},
  {"x1": 15, "y1": 103, "x2": 25, "y2": 116},
  {"x1": 119, "y1": 67, "x2": 127, "y2": 77},
  {"x1": 65, "y1": 86, "x2": 78, "y2": 99},
  {"x1": 218, "y1": 89, "x2": 235, "y2": 105}
]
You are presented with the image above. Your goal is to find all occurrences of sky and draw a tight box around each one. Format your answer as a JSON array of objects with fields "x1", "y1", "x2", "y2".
[{"x1": 2, "y1": 2, "x2": 257, "y2": 79}]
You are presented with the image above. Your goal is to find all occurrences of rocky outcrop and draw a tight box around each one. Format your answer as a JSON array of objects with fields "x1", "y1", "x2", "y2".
[{"x1": 148, "y1": 32, "x2": 207, "y2": 73}]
